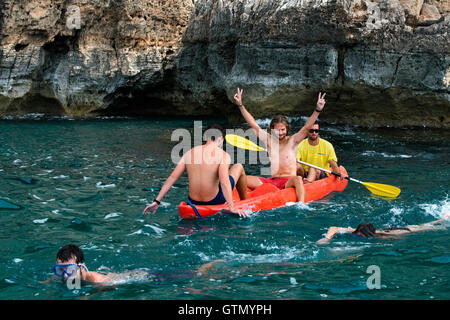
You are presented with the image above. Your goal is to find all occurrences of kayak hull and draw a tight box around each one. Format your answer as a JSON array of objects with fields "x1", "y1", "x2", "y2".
[{"x1": 178, "y1": 167, "x2": 348, "y2": 220}]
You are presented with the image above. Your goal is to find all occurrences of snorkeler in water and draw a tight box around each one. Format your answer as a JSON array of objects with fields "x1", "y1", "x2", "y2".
[
  {"x1": 49, "y1": 244, "x2": 223, "y2": 286},
  {"x1": 316, "y1": 212, "x2": 450, "y2": 244}
]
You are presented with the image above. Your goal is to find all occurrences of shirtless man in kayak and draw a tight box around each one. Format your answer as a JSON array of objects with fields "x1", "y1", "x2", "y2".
[
  {"x1": 143, "y1": 124, "x2": 248, "y2": 217},
  {"x1": 233, "y1": 88, "x2": 326, "y2": 202}
]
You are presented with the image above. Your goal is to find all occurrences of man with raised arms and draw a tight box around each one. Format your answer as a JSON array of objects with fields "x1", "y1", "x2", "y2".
[
  {"x1": 143, "y1": 124, "x2": 248, "y2": 217},
  {"x1": 233, "y1": 88, "x2": 326, "y2": 202}
]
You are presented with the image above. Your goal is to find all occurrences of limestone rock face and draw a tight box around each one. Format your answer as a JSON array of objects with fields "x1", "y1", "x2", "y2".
[
  {"x1": 0, "y1": 0, "x2": 194, "y2": 116},
  {"x1": 0, "y1": 0, "x2": 449, "y2": 128},
  {"x1": 419, "y1": 3, "x2": 442, "y2": 24},
  {"x1": 176, "y1": 0, "x2": 450, "y2": 127}
]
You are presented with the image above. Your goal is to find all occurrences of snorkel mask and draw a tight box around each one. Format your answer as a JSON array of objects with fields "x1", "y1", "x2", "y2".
[{"x1": 53, "y1": 263, "x2": 89, "y2": 279}]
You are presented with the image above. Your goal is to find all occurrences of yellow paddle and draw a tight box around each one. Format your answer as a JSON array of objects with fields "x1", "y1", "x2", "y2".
[
  {"x1": 225, "y1": 133, "x2": 265, "y2": 152},
  {"x1": 225, "y1": 134, "x2": 401, "y2": 198}
]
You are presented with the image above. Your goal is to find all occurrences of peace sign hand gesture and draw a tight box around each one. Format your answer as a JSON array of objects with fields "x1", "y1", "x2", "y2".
[
  {"x1": 234, "y1": 87, "x2": 243, "y2": 106},
  {"x1": 316, "y1": 92, "x2": 326, "y2": 111}
]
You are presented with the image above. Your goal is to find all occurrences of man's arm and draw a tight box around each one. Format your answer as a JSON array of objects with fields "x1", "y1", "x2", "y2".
[
  {"x1": 407, "y1": 212, "x2": 450, "y2": 232},
  {"x1": 292, "y1": 92, "x2": 326, "y2": 144},
  {"x1": 85, "y1": 271, "x2": 112, "y2": 283},
  {"x1": 234, "y1": 88, "x2": 270, "y2": 145},
  {"x1": 329, "y1": 161, "x2": 340, "y2": 175},
  {"x1": 143, "y1": 156, "x2": 186, "y2": 215},
  {"x1": 218, "y1": 153, "x2": 248, "y2": 218},
  {"x1": 317, "y1": 226, "x2": 354, "y2": 244}
]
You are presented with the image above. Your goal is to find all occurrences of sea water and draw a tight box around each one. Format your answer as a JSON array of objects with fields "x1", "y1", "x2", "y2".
[{"x1": 0, "y1": 115, "x2": 448, "y2": 300}]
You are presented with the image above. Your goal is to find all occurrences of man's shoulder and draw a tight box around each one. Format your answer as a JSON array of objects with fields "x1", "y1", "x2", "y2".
[
  {"x1": 319, "y1": 138, "x2": 334, "y2": 148},
  {"x1": 221, "y1": 149, "x2": 231, "y2": 160},
  {"x1": 298, "y1": 138, "x2": 308, "y2": 147}
]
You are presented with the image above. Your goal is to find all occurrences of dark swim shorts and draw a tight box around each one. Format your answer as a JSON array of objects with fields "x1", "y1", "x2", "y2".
[
  {"x1": 304, "y1": 170, "x2": 328, "y2": 180},
  {"x1": 188, "y1": 176, "x2": 235, "y2": 205}
]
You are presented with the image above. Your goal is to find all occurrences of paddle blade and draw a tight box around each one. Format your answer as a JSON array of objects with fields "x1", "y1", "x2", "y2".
[
  {"x1": 362, "y1": 182, "x2": 401, "y2": 198},
  {"x1": 225, "y1": 134, "x2": 265, "y2": 151}
]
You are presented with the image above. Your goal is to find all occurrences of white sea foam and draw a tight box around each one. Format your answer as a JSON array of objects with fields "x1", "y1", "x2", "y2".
[
  {"x1": 217, "y1": 245, "x2": 318, "y2": 264},
  {"x1": 144, "y1": 224, "x2": 166, "y2": 235},
  {"x1": 128, "y1": 229, "x2": 146, "y2": 236},
  {"x1": 33, "y1": 218, "x2": 48, "y2": 224},
  {"x1": 128, "y1": 224, "x2": 166, "y2": 237},
  {"x1": 324, "y1": 126, "x2": 358, "y2": 136},
  {"x1": 96, "y1": 182, "x2": 116, "y2": 188},
  {"x1": 159, "y1": 201, "x2": 170, "y2": 208},
  {"x1": 1, "y1": 113, "x2": 133, "y2": 121},
  {"x1": 36, "y1": 169, "x2": 54, "y2": 176},
  {"x1": 255, "y1": 116, "x2": 307, "y2": 128},
  {"x1": 104, "y1": 213, "x2": 121, "y2": 220},
  {"x1": 288, "y1": 202, "x2": 315, "y2": 211},
  {"x1": 387, "y1": 207, "x2": 405, "y2": 225},
  {"x1": 362, "y1": 151, "x2": 412, "y2": 158},
  {"x1": 419, "y1": 196, "x2": 450, "y2": 219}
]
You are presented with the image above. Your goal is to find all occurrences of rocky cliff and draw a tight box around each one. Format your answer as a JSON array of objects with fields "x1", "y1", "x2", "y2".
[
  {"x1": 0, "y1": 0, "x2": 194, "y2": 116},
  {"x1": 0, "y1": 0, "x2": 449, "y2": 127}
]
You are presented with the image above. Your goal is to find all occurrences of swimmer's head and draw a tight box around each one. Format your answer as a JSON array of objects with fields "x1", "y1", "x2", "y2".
[
  {"x1": 352, "y1": 222, "x2": 377, "y2": 238},
  {"x1": 56, "y1": 244, "x2": 85, "y2": 264},
  {"x1": 55, "y1": 244, "x2": 88, "y2": 282}
]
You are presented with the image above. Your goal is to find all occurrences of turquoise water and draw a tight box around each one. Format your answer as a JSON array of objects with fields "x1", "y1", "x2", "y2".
[{"x1": 0, "y1": 115, "x2": 449, "y2": 300}]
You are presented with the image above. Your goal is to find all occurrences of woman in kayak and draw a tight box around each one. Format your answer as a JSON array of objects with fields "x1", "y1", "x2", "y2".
[{"x1": 317, "y1": 212, "x2": 450, "y2": 244}]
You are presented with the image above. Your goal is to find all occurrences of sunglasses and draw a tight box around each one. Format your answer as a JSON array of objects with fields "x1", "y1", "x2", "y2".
[{"x1": 309, "y1": 129, "x2": 319, "y2": 133}]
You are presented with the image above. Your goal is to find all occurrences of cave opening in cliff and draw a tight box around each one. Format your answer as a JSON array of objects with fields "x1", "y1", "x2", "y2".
[
  {"x1": 5, "y1": 94, "x2": 66, "y2": 116},
  {"x1": 42, "y1": 35, "x2": 77, "y2": 55},
  {"x1": 93, "y1": 86, "x2": 232, "y2": 121}
]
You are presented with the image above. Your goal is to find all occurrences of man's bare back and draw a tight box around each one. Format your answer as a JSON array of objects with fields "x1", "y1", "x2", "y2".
[
  {"x1": 184, "y1": 143, "x2": 230, "y2": 201},
  {"x1": 143, "y1": 126, "x2": 249, "y2": 217}
]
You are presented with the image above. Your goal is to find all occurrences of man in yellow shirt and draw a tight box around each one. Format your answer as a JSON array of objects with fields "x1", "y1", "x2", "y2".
[{"x1": 296, "y1": 121, "x2": 347, "y2": 182}]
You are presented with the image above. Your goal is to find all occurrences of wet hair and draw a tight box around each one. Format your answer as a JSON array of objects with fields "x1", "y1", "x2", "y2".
[
  {"x1": 204, "y1": 124, "x2": 225, "y2": 141},
  {"x1": 269, "y1": 115, "x2": 290, "y2": 135},
  {"x1": 56, "y1": 244, "x2": 85, "y2": 264},
  {"x1": 352, "y1": 222, "x2": 377, "y2": 238}
]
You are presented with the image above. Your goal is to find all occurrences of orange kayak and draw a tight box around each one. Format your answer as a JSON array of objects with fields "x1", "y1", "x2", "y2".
[{"x1": 178, "y1": 167, "x2": 348, "y2": 220}]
